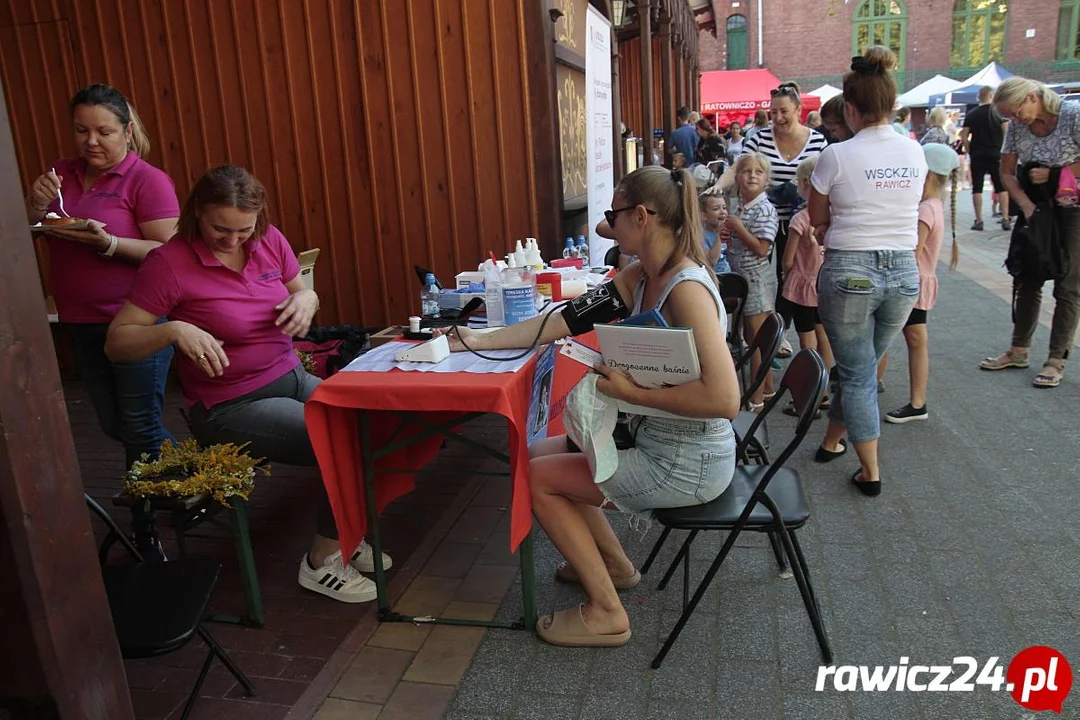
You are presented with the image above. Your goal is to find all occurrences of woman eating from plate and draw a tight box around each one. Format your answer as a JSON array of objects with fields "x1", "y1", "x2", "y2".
[
  {"x1": 25, "y1": 83, "x2": 178, "y2": 470},
  {"x1": 106, "y1": 165, "x2": 390, "y2": 603},
  {"x1": 440, "y1": 165, "x2": 740, "y2": 647}
]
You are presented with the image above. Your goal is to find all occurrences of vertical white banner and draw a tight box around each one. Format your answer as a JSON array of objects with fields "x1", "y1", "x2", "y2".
[{"x1": 585, "y1": 5, "x2": 614, "y2": 266}]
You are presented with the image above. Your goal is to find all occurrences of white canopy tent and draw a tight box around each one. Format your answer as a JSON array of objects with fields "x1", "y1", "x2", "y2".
[
  {"x1": 807, "y1": 83, "x2": 842, "y2": 101},
  {"x1": 896, "y1": 75, "x2": 964, "y2": 108}
]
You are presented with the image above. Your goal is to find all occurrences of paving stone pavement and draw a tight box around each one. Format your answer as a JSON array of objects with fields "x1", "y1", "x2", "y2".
[{"x1": 447, "y1": 191, "x2": 1080, "y2": 719}]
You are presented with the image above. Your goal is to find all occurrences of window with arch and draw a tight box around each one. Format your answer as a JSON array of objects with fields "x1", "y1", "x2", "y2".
[
  {"x1": 852, "y1": 0, "x2": 908, "y2": 70},
  {"x1": 1058, "y1": 0, "x2": 1080, "y2": 61},
  {"x1": 726, "y1": 14, "x2": 748, "y2": 70},
  {"x1": 951, "y1": 0, "x2": 1008, "y2": 69}
]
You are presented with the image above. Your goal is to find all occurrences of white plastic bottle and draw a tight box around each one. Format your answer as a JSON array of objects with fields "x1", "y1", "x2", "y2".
[
  {"x1": 421, "y1": 273, "x2": 440, "y2": 318},
  {"x1": 501, "y1": 257, "x2": 537, "y2": 326},
  {"x1": 563, "y1": 237, "x2": 575, "y2": 259},
  {"x1": 483, "y1": 259, "x2": 505, "y2": 327}
]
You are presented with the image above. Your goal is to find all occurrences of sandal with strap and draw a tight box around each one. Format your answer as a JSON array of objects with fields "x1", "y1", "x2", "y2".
[
  {"x1": 1033, "y1": 362, "x2": 1064, "y2": 388},
  {"x1": 555, "y1": 561, "x2": 641, "y2": 590},
  {"x1": 536, "y1": 605, "x2": 631, "y2": 648},
  {"x1": 980, "y1": 350, "x2": 1030, "y2": 371}
]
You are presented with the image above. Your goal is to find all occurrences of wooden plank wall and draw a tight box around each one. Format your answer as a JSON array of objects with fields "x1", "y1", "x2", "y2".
[
  {"x1": 0, "y1": 0, "x2": 543, "y2": 326},
  {"x1": 619, "y1": 34, "x2": 666, "y2": 143}
]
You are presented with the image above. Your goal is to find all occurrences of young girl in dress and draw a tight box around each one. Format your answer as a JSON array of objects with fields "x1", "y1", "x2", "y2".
[
  {"x1": 781, "y1": 156, "x2": 833, "y2": 414},
  {"x1": 725, "y1": 153, "x2": 780, "y2": 409},
  {"x1": 882, "y1": 143, "x2": 959, "y2": 424}
]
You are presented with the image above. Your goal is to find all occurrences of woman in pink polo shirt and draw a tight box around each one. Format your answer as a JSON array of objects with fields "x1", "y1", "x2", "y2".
[
  {"x1": 106, "y1": 165, "x2": 389, "y2": 604},
  {"x1": 24, "y1": 83, "x2": 178, "y2": 471}
]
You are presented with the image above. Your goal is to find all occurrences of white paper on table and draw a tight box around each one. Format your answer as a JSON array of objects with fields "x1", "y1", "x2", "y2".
[{"x1": 341, "y1": 341, "x2": 535, "y2": 373}]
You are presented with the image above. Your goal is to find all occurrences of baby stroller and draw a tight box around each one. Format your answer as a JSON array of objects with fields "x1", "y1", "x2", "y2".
[{"x1": 689, "y1": 159, "x2": 728, "y2": 192}]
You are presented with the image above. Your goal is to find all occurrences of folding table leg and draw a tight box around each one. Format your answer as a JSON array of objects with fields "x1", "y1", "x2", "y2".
[
  {"x1": 519, "y1": 531, "x2": 537, "y2": 630},
  {"x1": 231, "y1": 500, "x2": 264, "y2": 627},
  {"x1": 359, "y1": 410, "x2": 390, "y2": 617}
]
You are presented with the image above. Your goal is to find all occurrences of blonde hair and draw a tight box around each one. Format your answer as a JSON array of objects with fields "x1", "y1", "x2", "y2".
[
  {"x1": 795, "y1": 155, "x2": 818, "y2": 185},
  {"x1": 616, "y1": 166, "x2": 710, "y2": 277},
  {"x1": 927, "y1": 106, "x2": 947, "y2": 128},
  {"x1": 734, "y1": 152, "x2": 771, "y2": 180},
  {"x1": 994, "y1": 77, "x2": 1062, "y2": 116},
  {"x1": 806, "y1": 111, "x2": 821, "y2": 127},
  {"x1": 688, "y1": 111, "x2": 701, "y2": 124},
  {"x1": 924, "y1": 169, "x2": 960, "y2": 271}
]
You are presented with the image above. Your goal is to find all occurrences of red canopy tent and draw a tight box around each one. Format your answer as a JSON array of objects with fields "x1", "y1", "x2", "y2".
[{"x1": 700, "y1": 69, "x2": 821, "y2": 131}]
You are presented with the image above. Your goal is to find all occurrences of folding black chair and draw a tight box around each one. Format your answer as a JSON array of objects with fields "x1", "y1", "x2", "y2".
[
  {"x1": 603, "y1": 245, "x2": 621, "y2": 268},
  {"x1": 731, "y1": 310, "x2": 783, "y2": 461},
  {"x1": 639, "y1": 311, "x2": 783, "y2": 577},
  {"x1": 717, "y1": 272, "x2": 748, "y2": 357},
  {"x1": 644, "y1": 350, "x2": 832, "y2": 669},
  {"x1": 86, "y1": 494, "x2": 256, "y2": 718}
]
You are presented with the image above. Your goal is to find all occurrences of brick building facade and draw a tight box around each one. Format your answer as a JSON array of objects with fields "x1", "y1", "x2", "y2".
[{"x1": 698, "y1": 0, "x2": 1080, "y2": 90}]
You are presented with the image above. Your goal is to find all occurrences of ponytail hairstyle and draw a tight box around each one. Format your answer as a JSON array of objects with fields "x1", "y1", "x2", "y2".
[
  {"x1": 842, "y1": 46, "x2": 898, "y2": 125},
  {"x1": 616, "y1": 165, "x2": 711, "y2": 278},
  {"x1": 69, "y1": 83, "x2": 150, "y2": 157},
  {"x1": 177, "y1": 165, "x2": 269, "y2": 242},
  {"x1": 948, "y1": 167, "x2": 959, "y2": 271}
]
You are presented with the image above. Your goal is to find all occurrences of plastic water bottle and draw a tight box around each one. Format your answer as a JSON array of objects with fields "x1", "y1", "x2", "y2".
[
  {"x1": 483, "y1": 259, "x2": 505, "y2": 327},
  {"x1": 563, "y1": 237, "x2": 575, "y2": 259},
  {"x1": 576, "y1": 235, "x2": 589, "y2": 265},
  {"x1": 421, "y1": 273, "x2": 440, "y2": 318}
]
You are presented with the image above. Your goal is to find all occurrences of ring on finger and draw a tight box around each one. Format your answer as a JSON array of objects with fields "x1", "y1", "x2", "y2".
[{"x1": 197, "y1": 353, "x2": 207, "y2": 361}]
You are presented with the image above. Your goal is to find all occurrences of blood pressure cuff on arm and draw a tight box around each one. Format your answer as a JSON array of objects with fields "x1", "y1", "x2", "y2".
[{"x1": 560, "y1": 282, "x2": 631, "y2": 336}]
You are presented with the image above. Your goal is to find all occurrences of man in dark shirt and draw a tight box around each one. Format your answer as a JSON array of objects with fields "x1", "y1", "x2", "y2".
[
  {"x1": 960, "y1": 85, "x2": 1011, "y2": 231},
  {"x1": 669, "y1": 106, "x2": 698, "y2": 166}
]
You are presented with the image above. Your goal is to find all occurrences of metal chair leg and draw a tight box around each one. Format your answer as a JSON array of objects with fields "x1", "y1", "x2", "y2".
[
  {"x1": 766, "y1": 531, "x2": 789, "y2": 573},
  {"x1": 776, "y1": 528, "x2": 832, "y2": 664},
  {"x1": 179, "y1": 643, "x2": 217, "y2": 720},
  {"x1": 657, "y1": 530, "x2": 697, "y2": 591},
  {"x1": 653, "y1": 525, "x2": 744, "y2": 669},
  {"x1": 788, "y1": 531, "x2": 821, "y2": 615},
  {"x1": 198, "y1": 626, "x2": 256, "y2": 696},
  {"x1": 640, "y1": 526, "x2": 672, "y2": 574}
]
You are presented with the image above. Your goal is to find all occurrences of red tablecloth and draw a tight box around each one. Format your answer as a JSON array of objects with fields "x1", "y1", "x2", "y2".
[{"x1": 305, "y1": 343, "x2": 589, "y2": 558}]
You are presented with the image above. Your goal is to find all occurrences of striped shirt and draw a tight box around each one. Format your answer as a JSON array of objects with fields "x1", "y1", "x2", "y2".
[
  {"x1": 728, "y1": 191, "x2": 779, "y2": 274},
  {"x1": 742, "y1": 126, "x2": 827, "y2": 222}
]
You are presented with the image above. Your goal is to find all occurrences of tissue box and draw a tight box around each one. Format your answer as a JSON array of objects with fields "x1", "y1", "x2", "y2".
[{"x1": 455, "y1": 271, "x2": 485, "y2": 289}]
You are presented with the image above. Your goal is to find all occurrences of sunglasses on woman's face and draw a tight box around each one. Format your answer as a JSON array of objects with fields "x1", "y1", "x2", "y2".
[{"x1": 605, "y1": 206, "x2": 656, "y2": 227}]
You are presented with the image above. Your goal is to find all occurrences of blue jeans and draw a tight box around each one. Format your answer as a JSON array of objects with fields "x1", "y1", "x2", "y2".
[
  {"x1": 817, "y1": 250, "x2": 919, "y2": 443},
  {"x1": 66, "y1": 323, "x2": 175, "y2": 468}
]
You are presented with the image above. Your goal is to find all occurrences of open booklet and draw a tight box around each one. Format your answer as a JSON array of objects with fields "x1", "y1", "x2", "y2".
[{"x1": 560, "y1": 323, "x2": 700, "y2": 418}]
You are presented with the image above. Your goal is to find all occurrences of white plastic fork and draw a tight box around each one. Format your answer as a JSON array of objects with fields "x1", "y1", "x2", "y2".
[{"x1": 51, "y1": 167, "x2": 69, "y2": 217}]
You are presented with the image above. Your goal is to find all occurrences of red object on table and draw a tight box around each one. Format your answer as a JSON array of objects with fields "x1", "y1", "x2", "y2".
[
  {"x1": 305, "y1": 344, "x2": 590, "y2": 558},
  {"x1": 549, "y1": 258, "x2": 583, "y2": 270}
]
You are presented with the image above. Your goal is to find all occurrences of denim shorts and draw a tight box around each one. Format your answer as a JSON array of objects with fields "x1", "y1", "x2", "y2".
[
  {"x1": 737, "y1": 262, "x2": 778, "y2": 316},
  {"x1": 598, "y1": 416, "x2": 736, "y2": 518}
]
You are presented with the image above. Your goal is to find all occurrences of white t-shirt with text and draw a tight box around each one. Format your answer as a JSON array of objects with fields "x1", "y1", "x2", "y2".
[{"x1": 811, "y1": 125, "x2": 928, "y2": 252}]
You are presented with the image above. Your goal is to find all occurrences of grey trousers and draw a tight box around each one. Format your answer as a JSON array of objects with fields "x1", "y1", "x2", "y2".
[
  {"x1": 188, "y1": 365, "x2": 338, "y2": 539},
  {"x1": 1012, "y1": 207, "x2": 1080, "y2": 361}
]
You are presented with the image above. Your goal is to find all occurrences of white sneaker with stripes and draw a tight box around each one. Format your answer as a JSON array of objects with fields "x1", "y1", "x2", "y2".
[
  {"x1": 349, "y1": 539, "x2": 393, "y2": 573},
  {"x1": 298, "y1": 551, "x2": 378, "y2": 603}
]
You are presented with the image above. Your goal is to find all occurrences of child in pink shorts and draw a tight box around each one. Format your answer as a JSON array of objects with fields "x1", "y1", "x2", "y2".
[{"x1": 781, "y1": 156, "x2": 833, "y2": 412}]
